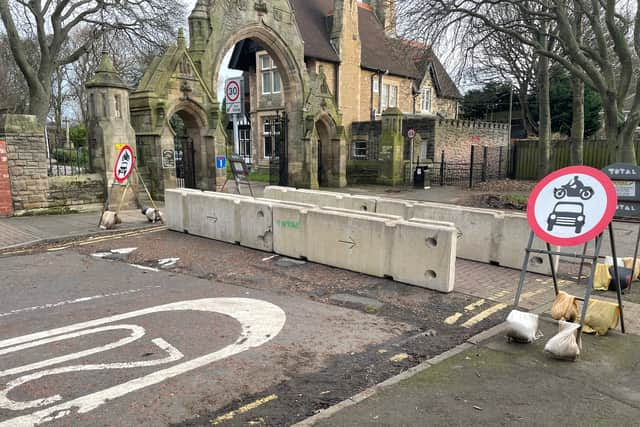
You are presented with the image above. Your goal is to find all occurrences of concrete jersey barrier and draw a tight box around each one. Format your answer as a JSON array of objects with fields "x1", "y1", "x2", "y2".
[{"x1": 166, "y1": 188, "x2": 457, "y2": 293}]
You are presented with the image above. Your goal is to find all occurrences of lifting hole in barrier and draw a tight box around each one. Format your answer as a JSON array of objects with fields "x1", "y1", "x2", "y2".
[
  {"x1": 530, "y1": 256, "x2": 544, "y2": 266},
  {"x1": 257, "y1": 210, "x2": 265, "y2": 218},
  {"x1": 360, "y1": 205, "x2": 368, "y2": 211},
  {"x1": 425, "y1": 237, "x2": 438, "y2": 248},
  {"x1": 425, "y1": 270, "x2": 437, "y2": 279}
]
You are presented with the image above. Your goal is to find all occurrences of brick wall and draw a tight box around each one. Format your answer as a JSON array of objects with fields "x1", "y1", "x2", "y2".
[{"x1": 0, "y1": 140, "x2": 12, "y2": 216}]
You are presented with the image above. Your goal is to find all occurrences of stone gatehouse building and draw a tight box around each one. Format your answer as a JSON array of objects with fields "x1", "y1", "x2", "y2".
[
  {"x1": 228, "y1": 0, "x2": 463, "y2": 176},
  {"x1": 79, "y1": 0, "x2": 506, "y2": 201}
]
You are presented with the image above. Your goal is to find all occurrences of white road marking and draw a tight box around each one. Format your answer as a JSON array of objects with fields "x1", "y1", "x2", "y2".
[
  {"x1": 127, "y1": 264, "x2": 160, "y2": 272},
  {"x1": 0, "y1": 298, "x2": 286, "y2": 426},
  {"x1": 262, "y1": 255, "x2": 278, "y2": 262},
  {"x1": 0, "y1": 338, "x2": 183, "y2": 411},
  {"x1": 158, "y1": 258, "x2": 179, "y2": 266},
  {"x1": 0, "y1": 287, "x2": 161, "y2": 318},
  {"x1": 110, "y1": 248, "x2": 137, "y2": 255}
]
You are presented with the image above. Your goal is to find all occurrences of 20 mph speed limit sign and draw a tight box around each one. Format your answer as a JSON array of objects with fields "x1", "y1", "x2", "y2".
[
  {"x1": 527, "y1": 165, "x2": 617, "y2": 246},
  {"x1": 225, "y1": 78, "x2": 242, "y2": 114}
]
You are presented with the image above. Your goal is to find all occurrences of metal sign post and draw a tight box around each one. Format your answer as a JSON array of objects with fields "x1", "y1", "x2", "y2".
[
  {"x1": 513, "y1": 165, "x2": 624, "y2": 338},
  {"x1": 225, "y1": 77, "x2": 243, "y2": 156}
]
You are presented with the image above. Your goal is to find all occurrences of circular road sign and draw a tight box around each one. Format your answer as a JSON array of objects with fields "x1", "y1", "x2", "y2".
[
  {"x1": 407, "y1": 128, "x2": 417, "y2": 139},
  {"x1": 225, "y1": 79, "x2": 240, "y2": 103},
  {"x1": 113, "y1": 145, "x2": 135, "y2": 183},
  {"x1": 527, "y1": 165, "x2": 617, "y2": 246}
]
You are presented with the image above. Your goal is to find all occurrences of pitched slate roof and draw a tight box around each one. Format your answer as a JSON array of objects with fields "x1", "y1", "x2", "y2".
[
  {"x1": 357, "y1": 5, "x2": 462, "y2": 99},
  {"x1": 231, "y1": 0, "x2": 461, "y2": 99},
  {"x1": 290, "y1": 0, "x2": 340, "y2": 63}
]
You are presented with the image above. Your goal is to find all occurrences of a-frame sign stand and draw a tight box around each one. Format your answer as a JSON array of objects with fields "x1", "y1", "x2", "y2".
[
  {"x1": 513, "y1": 224, "x2": 625, "y2": 337},
  {"x1": 514, "y1": 165, "x2": 625, "y2": 341},
  {"x1": 98, "y1": 145, "x2": 163, "y2": 228}
]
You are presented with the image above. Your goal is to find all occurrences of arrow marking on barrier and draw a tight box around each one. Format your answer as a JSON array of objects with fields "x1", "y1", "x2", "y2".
[{"x1": 338, "y1": 236, "x2": 357, "y2": 249}]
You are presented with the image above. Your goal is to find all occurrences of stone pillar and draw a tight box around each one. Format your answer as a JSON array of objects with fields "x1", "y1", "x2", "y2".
[
  {"x1": 86, "y1": 52, "x2": 137, "y2": 208},
  {"x1": 378, "y1": 108, "x2": 404, "y2": 185},
  {"x1": 0, "y1": 114, "x2": 50, "y2": 213},
  {"x1": 0, "y1": 138, "x2": 12, "y2": 216}
]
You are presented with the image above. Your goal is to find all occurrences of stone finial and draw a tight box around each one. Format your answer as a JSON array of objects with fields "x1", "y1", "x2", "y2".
[
  {"x1": 177, "y1": 28, "x2": 186, "y2": 48},
  {"x1": 86, "y1": 51, "x2": 128, "y2": 90},
  {"x1": 190, "y1": 0, "x2": 208, "y2": 19}
]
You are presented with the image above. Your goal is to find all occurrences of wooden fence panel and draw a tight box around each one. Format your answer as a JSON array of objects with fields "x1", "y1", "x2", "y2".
[{"x1": 512, "y1": 139, "x2": 640, "y2": 179}]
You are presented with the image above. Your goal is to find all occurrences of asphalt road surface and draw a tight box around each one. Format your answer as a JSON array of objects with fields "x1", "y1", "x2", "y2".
[{"x1": 0, "y1": 230, "x2": 503, "y2": 426}]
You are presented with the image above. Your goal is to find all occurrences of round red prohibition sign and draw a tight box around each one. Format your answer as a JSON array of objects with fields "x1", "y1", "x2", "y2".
[
  {"x1": 527, "y1": 165, "x2": 617, "y2": 246},
  {"x1": 113, "y1": 145, "x2": 135, "y2": 183},
  {"x1": 225, "y1": 80, "x2": 240, "y2": 103}
]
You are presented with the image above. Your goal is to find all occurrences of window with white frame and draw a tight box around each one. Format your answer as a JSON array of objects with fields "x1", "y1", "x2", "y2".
[
  {"x1": 381, "y1": 83, "x2": 398, "y2": 110},
  {"x1": 352, "y1": 140, "x2": 368, "y2": 159},
  {"x1": 260, "y1": 54, "x2": 281, "y2": 95},
  {"x1": 373, "y1": 78, "x2": 379, "y2": 93},
  {"x1": 263, "y1": 117, "x2": 281, "y2": 159},
  {"x1": 389, "y1": 85, "x2": 398, "y2": 108},
  {"x1": 421, "y1": 88, "x2": 431, "y2": 113}
]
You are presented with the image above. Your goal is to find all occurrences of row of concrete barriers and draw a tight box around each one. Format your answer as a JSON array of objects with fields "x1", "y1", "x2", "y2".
[
  {"x1": 165, "y1": 188, "x2": 458, "y2": 293},
  {"x1": 263, "y1": 186, "x2": 554, "y2": 275}
]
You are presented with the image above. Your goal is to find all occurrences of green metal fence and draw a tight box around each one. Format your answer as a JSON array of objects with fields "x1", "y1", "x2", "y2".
[{"x1": 512, "y1": 139, "x2": 640, "y2": 179}]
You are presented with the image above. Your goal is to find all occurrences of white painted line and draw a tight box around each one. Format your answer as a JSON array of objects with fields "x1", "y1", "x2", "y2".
[
  {"x1": 110, "y1": 248, "x2": 137, "y2": 255},
  {"x1": 90, "y1": 252, "x2": 112, "y2": 258},
  {"x1": 0, "y1": 337, "x2": 183, "y2": 411},
  {"x1": 0, "y1": 287, "x2": 161, "y2": 318},
  {"x1": 262, "y1": 255, "x2": 278, "y2": 262},
  {"x1": 0, "y1": 298, "x2": 286, "y2": 426},
  {"x1": 127, "y1": 264, "x2": 160, "y2": 272},
  {"x1": 158, "y1": 258, "x2": 179, "y2": 266}
]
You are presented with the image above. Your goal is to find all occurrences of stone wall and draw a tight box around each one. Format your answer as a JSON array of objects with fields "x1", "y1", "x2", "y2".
[
  {"x1": 47, "y1": 175, "x2": 105, "y2": 209},
  {"x1": 434, "y1": 119, "x2": 510, "y2": 163},
  {"x1": 1, "y1": 114, "x2": 105, "y2": 215},
  {"x1": 0, "y1": 139, "x2": 12, "y2": 216},
  {"x1": 3, "y1": 122, "x2": 51, "y2": 211}
]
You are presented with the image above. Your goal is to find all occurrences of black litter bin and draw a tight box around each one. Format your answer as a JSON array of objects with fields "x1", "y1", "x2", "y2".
[{"x1": 413, "y1": 166, "x2": 426, "y2": 188}]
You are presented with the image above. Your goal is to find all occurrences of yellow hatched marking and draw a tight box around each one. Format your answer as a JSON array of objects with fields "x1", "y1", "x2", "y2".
[
  {"x1": 211, "y1": 394, "x2": 278, "y2": 425},
  {"x1": 464, "y1": 299, "x2": 486, "y2": 312},
  {"x1": 444, "y1": 312, "x2": 463, "y2": 325},
  {"x1": 461, "y1": 303, "x2": 508, "y2": 328}
]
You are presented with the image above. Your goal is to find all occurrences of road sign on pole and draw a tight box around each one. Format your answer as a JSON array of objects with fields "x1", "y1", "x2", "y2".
[
  {"x1": 225, "y1": 78, "x2": 243, "y2": 115},
  {"x1": 526, "y1": 165, "x2": 617, "y2": 246},
  {"x1": 113, "y1": 145, "x2": 135, "y2": 183}
]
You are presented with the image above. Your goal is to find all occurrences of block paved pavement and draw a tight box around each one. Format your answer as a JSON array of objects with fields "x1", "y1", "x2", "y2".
[{"x1": 0, "y1": 209, "x2": 157, "y2": 250}]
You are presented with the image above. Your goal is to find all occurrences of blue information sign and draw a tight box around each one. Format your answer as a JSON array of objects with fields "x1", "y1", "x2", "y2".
[{"x1": 216, "y1": 156, "x2": 226, "y2": 169}]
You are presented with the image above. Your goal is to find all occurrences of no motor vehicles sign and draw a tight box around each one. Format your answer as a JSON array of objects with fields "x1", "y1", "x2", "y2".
[
  {"x1": 527, "y1": 165, "x2": 617, "y2": 246},
  {"x1": 113, "y1": 145, "x2": 135, "y2": 183}
]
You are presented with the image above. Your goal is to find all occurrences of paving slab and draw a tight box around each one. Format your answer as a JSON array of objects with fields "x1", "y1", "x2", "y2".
[{"x1": 311, "y1": 318, "x2": 640, "y2": 427}]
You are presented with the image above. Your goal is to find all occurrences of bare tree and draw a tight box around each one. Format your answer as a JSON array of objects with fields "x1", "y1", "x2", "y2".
[
  {"x1": 470, "y1": 31, "x2": 538, "y2": 136},
  {"x1": 397, "y1": 0, "x2": 640, "y2": 164},
  {"x1": 0, "y1": 0, "x2": 186, "y2": 124}
]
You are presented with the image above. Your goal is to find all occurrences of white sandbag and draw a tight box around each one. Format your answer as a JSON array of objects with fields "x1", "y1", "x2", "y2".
[
  {"x1": 604, "y1": 256, "x2": 624, "y2": 267},
  {"x1": 505, "y1": 310, "x2": 540, "y2": 343},
  {"x1": 544, "y1": 321, "x2": 581, "y2": 361},
  {"x1": 100, "y1": 211, "x2": 118, "y2": 230}
]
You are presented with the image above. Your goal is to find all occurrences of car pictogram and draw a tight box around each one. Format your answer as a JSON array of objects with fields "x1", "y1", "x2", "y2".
[{"x1": 547, "y1": 202, "x2": 586, "y2": 234}]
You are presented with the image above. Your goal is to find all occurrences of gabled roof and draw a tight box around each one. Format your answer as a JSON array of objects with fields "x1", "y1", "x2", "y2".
[
  {"x1": 290, "y1": 0, "x2": 339, "y2": 63},
  {"x1": 358, "y1": 6, "x2": 462, "y2": 99},
  {"x1": 229, "y1": 0, "x2": 461, "y2": 99}
]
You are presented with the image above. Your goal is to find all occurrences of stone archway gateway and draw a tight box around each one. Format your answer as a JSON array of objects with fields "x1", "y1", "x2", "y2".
[{"x1": 130, "y1": 0, "x2": 347, "y2": 197}]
